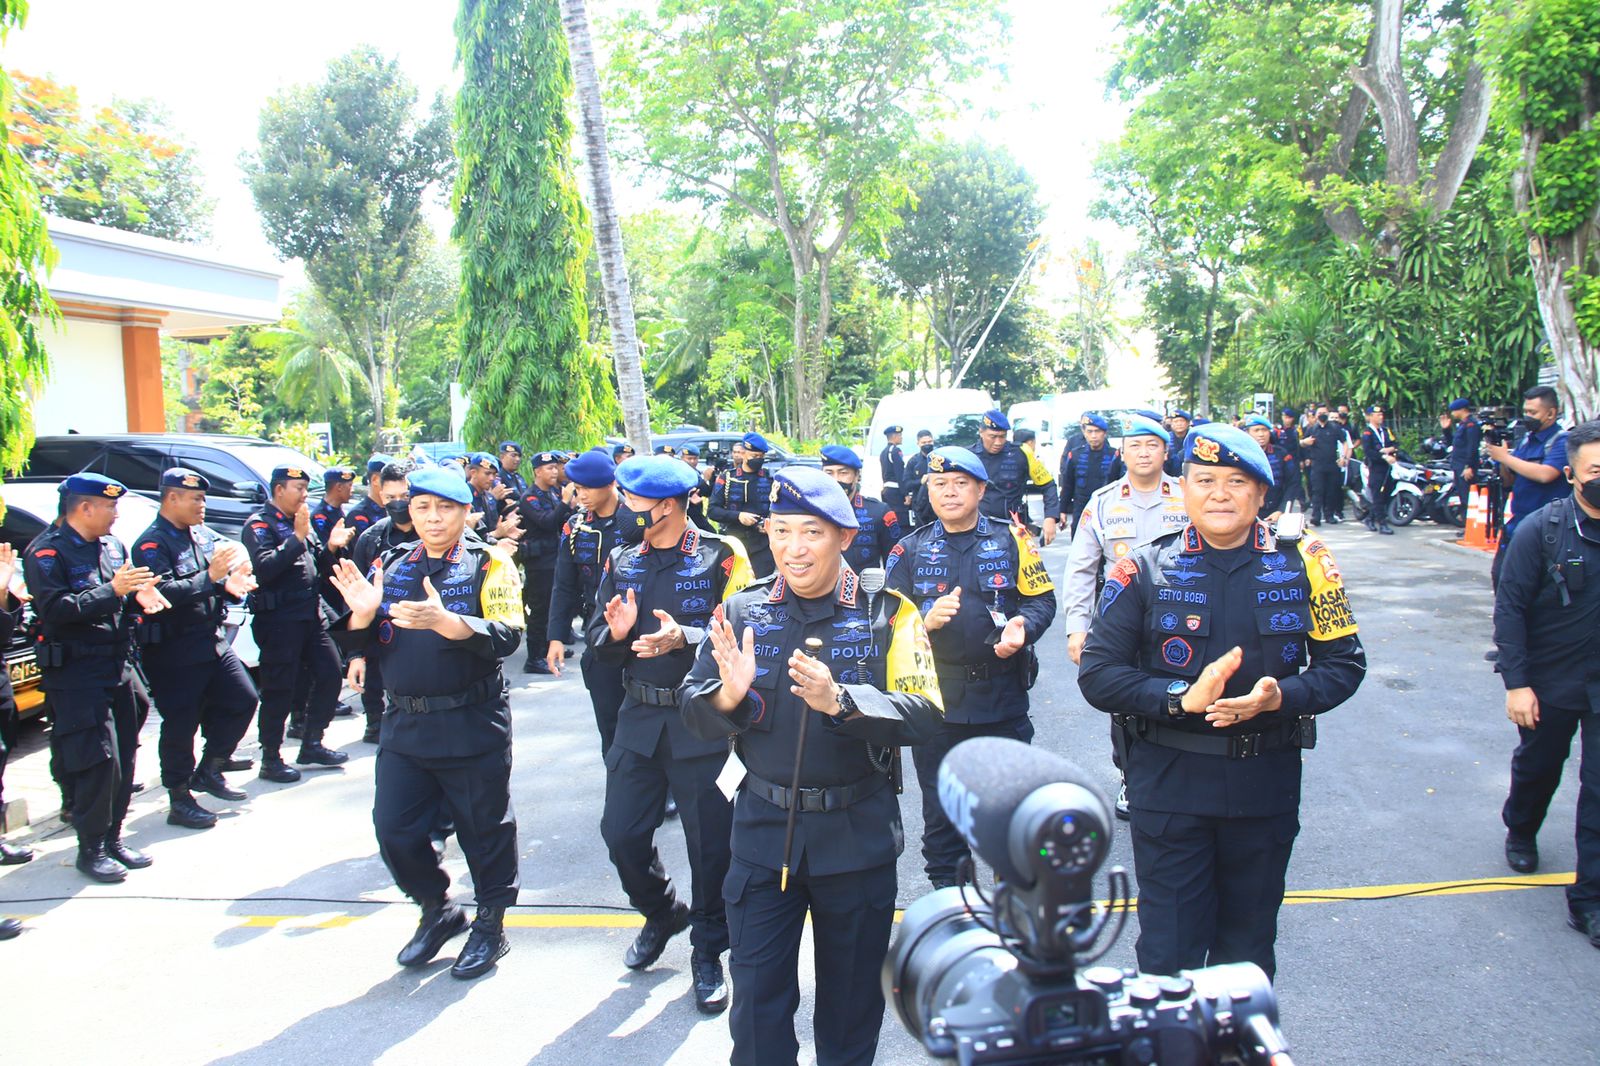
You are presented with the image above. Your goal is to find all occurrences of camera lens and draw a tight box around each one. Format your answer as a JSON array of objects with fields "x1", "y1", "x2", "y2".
[{"x1": 883, "y1": 888, "x2": 1018, "y2": 1048}]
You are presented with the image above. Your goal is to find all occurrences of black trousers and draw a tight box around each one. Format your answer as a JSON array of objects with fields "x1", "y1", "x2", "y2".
[
  {"x1": 1128, "y1": 808, "x2": 1299, "y2": 981},
  {"x1": 724, "y1": 856, "x2": 897, "y2": 1066},
  {"x1": 1279, "y1": 463, "x2": 1304, "y2": 506},
  {"x1": 1309, "y1": 464, "x2": 1344, "y2": 522},
  {"x1": 600, "y1": 737, "x2": 731, "y2": 957},
  {"x1": 373, "y1": 744, "x2": 520, "y2": 909},
  {"x1": 912, "y1": 715, "x2": 1034, "y2": 886},
  {"x1": 360, "y1": 655, "x2": 386, "y2": 732},
  {"x1": 578, "y1": 648, "x2": 625, "y2": 756},
  {"x1": 1366, "y1": 463, "x2": 1393, "y2": 524},
  {"x1": 48, "y1": 680, "x2": 140, "y2": 842},
  {"x1": 1503, "y1": 703, "x2": 1600, "y2": 914},
  {"x1": 252, "y1": 615, "x2": 340, "y2": 756},
  {"x1": 522, "y1": 566, "x2": 556, "y2": 665},
  {"x1": 144, "y1": 648, "x2": 257, "y2": 788},
  {"x1": 0, "y1": 678, "x2": 17, "y2": 809}
]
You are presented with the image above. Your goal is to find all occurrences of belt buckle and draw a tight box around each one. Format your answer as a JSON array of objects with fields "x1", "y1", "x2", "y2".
[
  {"x1": 798, "y1": 788, "x2": 827, "y2": 813},
  {"x1": 399, "y1": 694, "x2": 425, "y2": 715},
  {"x1": 1229, "y1": 732, "x2": 1262, "y2": 759},
  {"x1": 966, "y1": 664, "x2": 986, "y2": 682}
]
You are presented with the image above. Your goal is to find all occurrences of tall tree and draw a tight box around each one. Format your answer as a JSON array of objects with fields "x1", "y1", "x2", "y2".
[
  {"x1": 0, "y1": 0, "x2": 56, "y2": 475},
  {"x1": 559, "y1": 0, "x2": 650, "y2": 451},
  {"x1": 243, "y1": 48, "x2": 454, "y2": 453},
  {"x1": 607, "y1": 0, "x2": 1002, "y2": 439},
  {"x1": 456, "y1": 0, "x2": 617, "y2": 451}
]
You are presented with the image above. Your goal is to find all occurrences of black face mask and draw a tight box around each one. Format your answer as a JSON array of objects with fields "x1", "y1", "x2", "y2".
[
  {"x1": 1520, "y1": 416, "x2": 1545, "y2": 434},
  {"x1": 746, "y1": 457, "x2": 765, "y2": 472},
  {"x1": 1317, "y1": 414, "x2": 1329, "y2": 423},
  {"x1": 384, "y1": 498, "x2": 412, "y2": 525},
  {"x1": 617, "y1": 503, "x2": 650, "y2": 544},
  {"x1": 920, "y1": 443, "x2": 934, "y2": 454},
  {"x1": 1576, "y1": 476, "x2": 1600, "y2": 512}
]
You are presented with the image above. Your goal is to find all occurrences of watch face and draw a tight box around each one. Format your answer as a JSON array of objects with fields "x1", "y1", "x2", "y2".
[{"x1": 1167, "y1": 681, "x2": 1189, "y2": 696}]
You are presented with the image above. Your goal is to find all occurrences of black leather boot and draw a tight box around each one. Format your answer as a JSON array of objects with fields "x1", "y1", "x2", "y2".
[
  {"x1": 76, "y1": 841, "x2": 127, "y2": 883},
  {"x1": 692, "y1": 951, "x2": 729, "y2": 1014},
  {"x1": 222, "y1": 755, "x2": 254, "y2": 772},
  {"x1": 0, "y1": 917, "x2": 21, "y2": 939},
  {"x1": 258, "y1": 755, "x2": 302, "y2": 783},
  {"x1": 167, "y1": 789, "x2": 218, "y2": 829},
  {"x1": 105, "y1": 828, "x2": 153, "y2": 869},
  {"x1": 296, "y1": 741, "x2": 349, "y2": 767},
  {"x1": 286, "y1": 711, "x2": 306, "y2": 741},
  {"x1": 451, "y1": 906, "x2": 509, "y2": 979},
  {"x1": 0, "y1": 840, "x2": 33, "y2": 865},
  {"x1": 396, "y1": 899, "x2": 469, "y2": 967},
  {"x1": 191, "y1": 758, "x2": 247, "y2": 801}
]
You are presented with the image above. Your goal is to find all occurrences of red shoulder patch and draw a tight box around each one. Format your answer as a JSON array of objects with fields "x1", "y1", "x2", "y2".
[
  {"x1": 250, "y1": 522, "x2": 269, "y2": 531},
  {"x1": 883, "y1": 510, "x2": 899, "y2": 526},
  {"x1": 139, "y1": 541, "x2": 159, "y2": 552},
  {"x1": 1106, "y1": 556, "x2": 1138, "y2": 588},
  {"x1": 722, "y1": 556, "x2": 735, "y2": 575},
  {"x1": 888, "y1": 543, "x2": 904, "y2": 559},
  {"x1": 33, "y1": 548, "x2": 56, "y2": 558}
]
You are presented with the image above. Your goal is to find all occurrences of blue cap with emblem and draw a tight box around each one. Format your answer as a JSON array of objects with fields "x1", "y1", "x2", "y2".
[
  {"x1": 530, "y1": 451, "x2": 563, "y2": 467},
  {"x1": 161, "y1": 468, "x2": 210, "y2": 492},
  {"x1": 654, "y1": 443, "x2": 678, "y2": 456},
  {"x1": 1282, "y1": 406, "x2": 1299, "y2": 418},
  {"x1": 1365, "y1": 404, "x2": 1385, "y2": 415},
  {"x1": 499, "y1": 440, "x2": 522, "y2": 455},
  {"x1": 884, "y1": 425, "x2": 903, "y2": 435},
  {"x1": 1183, "y1": 423, "x2": 1273, "y2": 485},
  {"x1": 819, "y1": 444, "x2": 862, "y2": 470},
  {"x1": 1121, "y1": 415, "x2": 1171, "y2": 444},
  {"x1": 60, "y1": 472, "x2": 129, "y2": 499},
  {"x1": 981, "y1": 408, "x2": 1009, "y2": 431},
  {"x1": 740, "y1": 432, "x2": 769, "y2": 453},
  {"x1": 366, "y1": 454, "x2": 392, "y2": 476},
  {"x1": 1135, "y1": 408, "x2": 1163, "y2": 421},
  {"x1": 1241, "y1": 415, "x2": 1272, "y2": 430},
  {"x1": 468, "y1": 452, "x2": 497, "y2": 471},
  {"x1": 1082, "y1": 413, "x2": 1109, "y2": 431},
  {"x1": 768, "y1": 466, "x2": 859, "y2": 529},
  {"x1": 270, "y1": 464, "x2": 311, "y2": 484},
  {"x1": 616, "y1": 455, "x2": 699, "y2": 500},
  {"x1": 1448, "y1": 398, "x2": 1471, "y2": 412},
  {"x1": 1171, "y1": 410, "x2": 1193, "y2": 422},
  {"x1": 565, "y1": 448, "x2": 616, "y2": 488},
  {"x1": 925, "y1": 446, "x2": 988, "y2": 482},
  {"x1": 682, "y1": 444, "x2": 699, "y2": 457},
  {"x1": 611, "y1": 443, "x2": 635, "y2": 461},
  {"x1": 322, "y1": 466, "x2": 355, "y2": 487},
  {"x1": 407, "y1": 466, "x2": 474, "y2": 505}
]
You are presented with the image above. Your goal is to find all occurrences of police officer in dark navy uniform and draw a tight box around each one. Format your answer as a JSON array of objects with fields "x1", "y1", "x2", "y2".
[
  {"x1": 242, "y1": 464, "x2": 352, "y2": 782},
  {"x1": 350, "y1": 463, "x2": 417, "y2": 743},
  {"x1": 1164, "y1": 409, "x2": 1193, "y2": 477},
  {"x1": 886, "y1": 446, "x2": 1057, "y2": 889},
  {"x1": 130, "y1": 469, "x2": 261, "y2": 830},
  {"x1": 681, "y1": 445, "x2": 711, "y2": 529},
  {"x1": 709, "y1": 431, "x2": 776, "y2": 578},
  {"x1": 973, "y1": 408, "x2": 1060, "y2": 546},
  {"x1": 1273, "y1": 407, "x2": 1305, "y2": 510},
  {"x1": 1078, "y1": 423, "x2": 1367, "y2": 981},
  {"x1": 1359, "y1": 404, "x2": 1398, "y2": 534},
  {"x1": 347, "y1": 455, "x2": 392, "y2": 541},
  {"x1": 903, "y1": 429, "x2": 936, "y2": 530},
  {"x1": 819, "y1": 445, "x2": 899, "y2": 571},
  {"x1": 1058, "y1": 413, "x2": 1124, "y2": 535},
  {"x1": 311, "y1": 466, "x2": 356, "y2": 612},
  {"x1": 515, "y1": 450, "x2": 574, "y2": 674},
  {"x1": 544, "y1": 449, "x2": 635, "y2": 754},
  {"x1": 330, "y1": 467, "x2": 526, "y2": 980},
  {"x1": 591, "y1": 455, "x2": 754, "y2": 1014},
  {"x1": 1243, "y1": 416, "x2": 1293, "y2": 519},
  {"x1": 465, "y1": 452, "x2": 524, "y2": 546},
  {"x1": 879, "y1": 424, "x2": 908, "y2": 528},
  {"x1": 497, "y1": 441, "x2": 528, "y2": 498},
  {"x1": 1447, "y1": 398, "x2": 1483, "y2": 522},
  {"x1": 682, "y1": 465, "x2": 945, "y2": 1066},
  {"x1": 23, "y1": 473, "x2": 161, "y2": 882},
  {"x1": 0, "y1": 542, "x2": 34, "y2": 885}
]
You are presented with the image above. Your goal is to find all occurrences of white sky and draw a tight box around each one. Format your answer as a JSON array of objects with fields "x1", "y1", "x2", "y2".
[{"x1": 4, "y1": 0, "x2": 1131, "y2": 289}]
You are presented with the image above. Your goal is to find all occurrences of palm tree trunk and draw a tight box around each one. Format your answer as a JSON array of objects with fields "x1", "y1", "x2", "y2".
[{"x1": 559, "y1": 0, "x2": 650, "y2": 450}]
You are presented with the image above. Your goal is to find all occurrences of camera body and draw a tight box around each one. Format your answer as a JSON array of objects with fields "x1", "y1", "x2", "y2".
[{"x1": 1477, "y1": 406, "x2": 1516, "y2": 448}]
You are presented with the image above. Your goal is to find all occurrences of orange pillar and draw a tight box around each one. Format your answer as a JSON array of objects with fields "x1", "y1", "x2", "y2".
[{"x1": 120, "y1": 321, "x2": 165, "y2": 432}]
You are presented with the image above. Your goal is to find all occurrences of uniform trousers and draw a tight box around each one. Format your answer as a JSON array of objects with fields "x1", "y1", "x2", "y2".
[
  {"x1": 373, "y1": 743, "x2": 520, "y2": 909},
  {"x1": 1309, "y1": 464, "x2": 1344, "y2": 522},
  {"x1": 0, "y1": 679, "x2": 17, "y2": 809},
  {"x1": 578, "y1": 648, "x2": 625, "y2": 756},
  {"x1": 144, "y1": 647, "x2": 257, "y2": 787},
  {"x1": 252, "y1": 615, "x2": 340, "y2": 756},
  {"x1": 1366, "y1": 463, "x2": 1393, "y2": 523},
  {"x1": 600, "y1": 736, "x2": 731, "y2": 958},
  {"x1": 723, "y1": 856, "x2": 897, "y2": 1066},
  {"x1": 1502, "y1": 703, "x2": 1600, "y2": 914},
  {"x1": 911, "y1": 714, "x2": 1034, "y2": 886},
  {"x1": 48, "y1": 679, "x2": 140, "y2": 842},
  {"x1": 360, "y1": 655, "x2": 386, "y2": 732},
  {"x1": 522, "y1": 566, "x2": 556, "y2": 666},
  {"x1": 1127, "y1": 808, "x2": 1299, "y2": 981}
]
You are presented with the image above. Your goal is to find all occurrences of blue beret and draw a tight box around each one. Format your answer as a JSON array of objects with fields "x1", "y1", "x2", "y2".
[
  {"x1": 1184, "y1": 423, "x2": 1273, "y2": 485},
  {"x1": 741, "y1": 432, "x2": 770, "y2": 453},
  {"x1": 366, "y1": 454, "x2": 392, "y2": 475},
  {"x1": 1192, "y1": 417, "x2": 1210, "y2": 426},
  {"x1": 682, "y1": 444, "x2": 699, "y2": 457},
  {"x1": 60, "y1": 472, "x2": 128, "y2": 499},
  {"x1": 819, "y1": 444, "x2": 862, "y2": 470},
  {"x1": 322, "y1": 466, "x2": 355, "y2": 487},
  {"x1": 407, "y1": 467, "x2": 473, "y2": 505},
  {"x1": 981, "y1": 408, "x2": 1009, "y2": 431},
  {"x1": 926, "y1": 446, "x2": 988, "y2": 482},
  {"x1": 616, "y1": 455, "x2": 699, "y2": 499},
  {"x1": 498, "y1": 440, "x2": 522, "y2": 455},
  {"x1": 884, "y1": 425, "x2": 903, "y2": 435},
  {"x1": 1171, "y1": 410, "x2": 1192, "y2": 421},
  {"x1": 270, "y1": 464, "x2": 311, "y2": 483},
  {"x1": 564, "y1": 449, "x2": 616, "y2": 487},
  {"x1": 1365, "y1": 404, "x2": 1385, "y2": 415},
  {"x1": 768, "y1": 466, "x2": 859, "y2": 529},
  {"x1": 161, "y1": 468, "x2": 210, "y2": 492},
  {"x1": 467, "y1": 452, "x2": 497, "y2": 471},
  {"x1": 1282, "y1": 407, "x2": 1299, "y2": 418},
  {"x1": 654, "y1": 443, "x2": 678, "y2": 456},
  {"x1": 1121, "y1": 415, "x2": 1171, "y2": 444},
  {"x1": 1135, "y1": 409, "x2": 1164, "y2": 421},
  {"x1": 1448, "y1": 398, "x2": 1471, "y2": 412},
  {"x1": 1082, "y1": 413, "x2": 1109, "y2": 431},
  {"x1": 1242, "y1": 415, "x2": 1273, "y2": 430}
]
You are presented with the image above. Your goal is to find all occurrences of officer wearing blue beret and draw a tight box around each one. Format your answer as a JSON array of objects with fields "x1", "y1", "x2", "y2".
[
  {"x1": 347, "y1": 456, "x2": 393, "y2": 540},
  {"x1": 241, "y1": 465, "x2": 351, "y2": 781},
  {"x1": 1078, "y1": 422, "x2": 1367, "y2": 981},
  {"x1": 1272, "y1": 407, "x2": 1306, "y2": 510},
  {"x1": 129, "y1": 469, "x2": 262, "y2": 831},
  {"x1": 331, "y1": 466, "x2": 525, "y2": 980},
  {"x1": 1058, "y1": 412, "x2": 1125, "y2": 536},
  {"x1": 1164, "y1": 410, "x2": 1193, "y2": 477},
  {"x1": 349, "y1": 462, "x2": 418, "y2": 743},
  {"x1": 708, "y1": 432, "x2": 776, "y2": 577},
  {"x1": 23, "y1": 474, "x2": 160, "y2": 881},
  {"x1": 820, "y1": 445, "x2": 900, "y2": 571},
  {"x1": 1242, "y1": 417, "x2": 1293, "y2": 519},
  {"x1": 465, "y1": 453, "x2": 522, "y2": 545},
  {"x1": 681, "y1": 465, "x2": 943, "y2": 1065},
  {"x1": 514, "y1": 450, "x2": 576, "y2": 673},
  {"x1": 590, "y1": 455, "x2": 754, "y2": 1013},
  {"x1": 974, "y1": 409, "x2": 1060, "y2": 545},
  {"x1": 886, "y1": 447, "x2": 1057, "y2": 889}
]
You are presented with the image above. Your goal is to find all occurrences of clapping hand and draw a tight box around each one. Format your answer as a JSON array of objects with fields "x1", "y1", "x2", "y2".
[
  {"x1": 707, "y1": 613, "x2": 757, "y2": 712},
  {"x1": 390, "y1": 576, "x2": 451, "y2": 632},
  {"x1": 293, "y1": 504, "x2": 312, "y2": 541},
  {"x1": 992, "y1": 615, "x2": 1026, "y2": 659},
  {"x1": 604, "y1": 588, "x2": 639, "y2": 642},
  {"x1": 632, "y1": 609, "x2": 685, "y2": 658},
  {"x1": 328, "y1": 520, "x2": 355, "y2": 551},
  {"x1": 330, "y1": 559, "x2": 384, "y2": 618},
  {"x1": 111, "y1": 561, "x2": 156, "y2": 597},
  {"x1": 492, "y1": 508, "x2": 522, "y2": 541},
  {"x1": 223, "y1": 561, "x2": 257, "y2": 599},
  {"x1": 135, "y1": 582, "x2": 171, "y2": 614},
  {"x1": 207, "y1": 544, "x2": 242, "y2": 581},
  {"x1": 924, "y1": 586, "x2": 961, "y2": 631}
]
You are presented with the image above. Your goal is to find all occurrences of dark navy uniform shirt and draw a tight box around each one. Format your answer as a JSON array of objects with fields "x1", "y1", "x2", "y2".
[
  {"x1": 1060, "y1": 444, "x2": 1124, "y2": 523},
  {"x1": 241, "y1": 504, "x2": 332, "y2": 621},
  {"x1": 975, "y1": 441, "x2": 1059, "y2": 522},
  {"x1": 707, "y1": 467, "x2": 773, "y2": 534},
  {"x1": 22, "y1": 522, "x2": 132, "y2": 690},
  {"x1": 842, "y1": 492, "x2": 899, "y2": 572},
  {"x1": 879, "y1": 443, "x2": 906, "y2": 493},
  {"x1": 1494, "y1": 497, "x2": 1600, "y2": 711},
  {"x1": 1505, "y1": 422, "x2": 1569, "y2": 535},
  {"x1": 516, "y1": 484, "x2": 572, "y2": 571},
  {"x1": 130, "y1": 515, "x2": 235, "y2": 665},
  {"x1": 345, "y1": 495, "x2": 386, "y2": 541},
  {"x1": 547, "y1": 505, "x2": 623, "y2": 644},
  {"x1": 1451, "y1": 418, "x2": 1482, "y2": 476}
]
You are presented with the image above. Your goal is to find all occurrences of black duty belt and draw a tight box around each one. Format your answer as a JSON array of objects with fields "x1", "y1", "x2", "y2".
[
  {"x1": 622, "y1": 672, "x2": 679, "y2": 707},
  {"x1": 743, "y1": 769, "x2": 888, "y2": 813},
  {"x1": 388, "y1": 673, "x2": 502, "y2": 715},
  {"x1": 1116, "y1": 714, "x2": 1315, "y2": 760},
  {"x1": 937, "y1": 658, "x2": 1020, "y2": 683}
]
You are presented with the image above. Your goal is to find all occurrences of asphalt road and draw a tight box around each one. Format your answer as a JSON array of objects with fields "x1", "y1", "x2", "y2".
[{"x1": 0, "y1": 520, "x2": 1594, "y2": 1065}]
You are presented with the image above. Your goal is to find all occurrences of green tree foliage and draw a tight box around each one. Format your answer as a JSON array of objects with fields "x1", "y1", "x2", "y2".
[
  {"x1": 455, "y1": 0, "x2": 618, "y2": 451},
  {"x1": 0, "y1": 0, "x2": 57, "y2": 475},
  {"x1": 8, "y1": 71, "x2": 212, "y2": 241},
  {"x1": 881, "y1": 139, "x2": 1044, "y2": 383},
  {"x1": 606, "y1": 0, "x2": 1003, "y2": 440},
  {"x1": 243, "y1": 48, "x2": 454, "y2": 453}
]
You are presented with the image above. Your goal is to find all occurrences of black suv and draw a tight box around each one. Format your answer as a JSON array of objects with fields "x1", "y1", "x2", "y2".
[{"x1": 25, "y1": 434, "x2": 325, "y2": 539}]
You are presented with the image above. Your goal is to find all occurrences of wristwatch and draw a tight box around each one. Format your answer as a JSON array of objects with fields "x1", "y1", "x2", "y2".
[
  {"x1": 1166, "y1": 680, "x2": 1190, "y2": 720},
  {"x1": 835, "y1": 684, "x2": 860, "y2": 720}
]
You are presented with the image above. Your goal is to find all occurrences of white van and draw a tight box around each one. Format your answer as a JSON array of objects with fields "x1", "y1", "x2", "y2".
[
  {"x1": 1009, "y1": 390, "x2": 1165, "y2": 476},
  {"x1": 862, "y1": 387, "x2": 994, "y2": 500}
]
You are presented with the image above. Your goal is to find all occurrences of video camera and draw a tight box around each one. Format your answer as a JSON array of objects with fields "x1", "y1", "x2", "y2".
[
  {"x1": 883, "y1": 739, "x2": 1294, "y2": 1065},
  {"x1": 1478, "y1": 406, "x2": 1518, "y2": 448}
]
